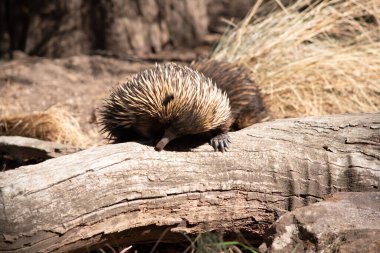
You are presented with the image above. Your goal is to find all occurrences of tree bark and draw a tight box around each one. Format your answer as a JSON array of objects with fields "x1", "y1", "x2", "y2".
[{"x1": 0, "y1": 113, "x2": 379, "y2": 252}]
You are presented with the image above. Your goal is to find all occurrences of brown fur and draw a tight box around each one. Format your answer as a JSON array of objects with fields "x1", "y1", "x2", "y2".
[{"x1": 190, "y1": 59, "x2": 269, "y2": 130}]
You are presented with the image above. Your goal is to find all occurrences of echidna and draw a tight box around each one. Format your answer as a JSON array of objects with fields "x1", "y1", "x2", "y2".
[{"x1": 100, "y1": 61, "x2": 268, "y2": 152}]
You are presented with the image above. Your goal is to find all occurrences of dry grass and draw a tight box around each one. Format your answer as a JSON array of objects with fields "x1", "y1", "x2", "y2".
[
  {"x1": 212, "y1": 0, "x2": 380, "y2": 118},
  {"x1": 0, "y1": 106, "x2": 89, "y2": 147}
]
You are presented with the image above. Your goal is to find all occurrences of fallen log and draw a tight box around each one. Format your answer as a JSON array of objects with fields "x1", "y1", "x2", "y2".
[
  {"x1": 0, "y1": 113, "x2": 379, "y2": 252},
  {"x1": 0, "y1": 136, "x2": 80, "y2": 171}
]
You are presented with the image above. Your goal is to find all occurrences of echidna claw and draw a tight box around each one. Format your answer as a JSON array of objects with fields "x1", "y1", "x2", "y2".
[{"x1": 210, "y1": 133, "x2": 230, "y2": 152}]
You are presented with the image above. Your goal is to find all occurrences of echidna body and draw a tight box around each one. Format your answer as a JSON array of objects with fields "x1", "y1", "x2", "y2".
[
  {"x1": 100, "y1": 63, "x2": 233, "y2": 151},
  {"x1": 191, "y1": 59, "x2": 268, "y2": 130}
]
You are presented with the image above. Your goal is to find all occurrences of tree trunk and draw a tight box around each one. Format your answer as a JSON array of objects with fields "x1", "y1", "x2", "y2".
[
  {"x1": 0, "y1": 113, "x2": 379, "y2": 252},
  {"x1": 0, "y1": 0, "x2": 208, "y2": 58}
]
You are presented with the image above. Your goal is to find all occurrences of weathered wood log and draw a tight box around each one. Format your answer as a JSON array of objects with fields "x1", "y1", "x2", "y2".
[
  {"x1": 0, "y1": 113, "x2": 379, "y2": 252},
  {"x1": 0, "y1": 136, "x2": 80, "y2": 171}
]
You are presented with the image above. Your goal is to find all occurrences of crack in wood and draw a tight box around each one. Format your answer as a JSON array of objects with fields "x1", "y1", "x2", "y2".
[{"x1": 23, "y1": 158, "x2": 131, "y2": 196}]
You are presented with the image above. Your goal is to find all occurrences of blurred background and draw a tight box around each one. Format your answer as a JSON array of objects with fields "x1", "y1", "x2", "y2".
[{"x1": 0, "y1": 0, "x2": 260, "y2": 58}]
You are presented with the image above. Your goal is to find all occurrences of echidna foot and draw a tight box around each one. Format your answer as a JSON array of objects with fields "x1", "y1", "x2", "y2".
[{"x1": 209, "y1": 133, "x2": 231, "y2": 152}]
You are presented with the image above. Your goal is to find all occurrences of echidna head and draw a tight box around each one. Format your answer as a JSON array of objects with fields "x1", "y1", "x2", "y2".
[{"x1": 102, "y1": 63, "x2": 232, "y2": 150}]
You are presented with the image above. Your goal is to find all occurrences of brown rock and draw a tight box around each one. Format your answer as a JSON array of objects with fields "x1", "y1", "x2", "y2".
[{"x1": 259, "y1": 192, "x2": 380, "y2": 253}]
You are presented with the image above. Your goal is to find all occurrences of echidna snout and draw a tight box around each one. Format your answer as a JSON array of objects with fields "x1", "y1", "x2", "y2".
[{"x1": 154, "y1": 128, "x2": 176, "y2": 151}]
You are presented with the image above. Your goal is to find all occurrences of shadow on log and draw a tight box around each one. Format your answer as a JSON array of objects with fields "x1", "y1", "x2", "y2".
[{"x1": 0, "y1": 113, "x2": 379, "y2": 252}]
